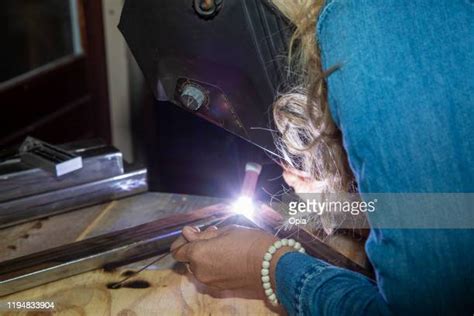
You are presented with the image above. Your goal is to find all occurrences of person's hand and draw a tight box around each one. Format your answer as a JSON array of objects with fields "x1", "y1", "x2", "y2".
[
  {"x1": 171, "y1": 225, "x2": 291, "y2": 294},
  {"x1": 282, "y1": 166, "x2": 324, "y2": 193}
]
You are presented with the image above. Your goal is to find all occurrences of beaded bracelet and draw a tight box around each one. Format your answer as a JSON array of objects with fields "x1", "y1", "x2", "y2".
[{"x1": 261, "y1": 238, "x2": 306, "y2": 306}]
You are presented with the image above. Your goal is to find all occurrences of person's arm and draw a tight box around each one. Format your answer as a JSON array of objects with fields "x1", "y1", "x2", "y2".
[
  {"x1": 273, "y1": 251, "x2": 391, "y2": 315},
  {"x1": 171, "y1": 225, "x2": 392, "y2": 315}
]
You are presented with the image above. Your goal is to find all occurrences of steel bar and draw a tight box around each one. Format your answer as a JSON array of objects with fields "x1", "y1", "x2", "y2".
[
  {"x1": 0, "y1": 168, "x2": 147, "y2": 228},
  {"x1": 0, "y1": 208, "x2": 231, "y2": 296},
  {"x1": 0, "y1": 204, "x2": 372, "y2": 297},
  {"x1": 0, "y1": 145, "x2": 124, "y2": 203}
]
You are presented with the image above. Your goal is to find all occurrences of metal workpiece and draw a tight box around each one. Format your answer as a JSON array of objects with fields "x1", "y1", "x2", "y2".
[
  {"x1": 0, "y1": 145, "x2": 124, "y2": 203},
  {"x1": 0, "y1": 168, "x2": 148, "y2": 228},
  {"x1": 19, "y1": 137, "x2": 83, "y2": 177},
  {"x1": 0, "y1": 202, "x2": 372, "y2": 297},
  {"x1": 0, "y1": 209, "x2": 236, "y2": 297}
]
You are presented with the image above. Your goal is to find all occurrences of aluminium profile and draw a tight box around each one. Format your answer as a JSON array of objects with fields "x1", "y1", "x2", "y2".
[
  {"x1": 19, "y1": 137, "x2": 83, "y2": 177},
  {"x1": 0, "y1": 168, "x2": 147, "y2": 228},
  {"x1": 0, "y1": 146, "x2": 124, "y2": 203}
]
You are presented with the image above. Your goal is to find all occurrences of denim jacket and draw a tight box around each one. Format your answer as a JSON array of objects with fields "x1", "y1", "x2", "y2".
[{"x1": 275, "y1": 1, "x2": 474, "y2": 315}]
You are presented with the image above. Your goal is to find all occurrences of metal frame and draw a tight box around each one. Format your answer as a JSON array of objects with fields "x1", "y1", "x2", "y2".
[
  {"x1": 0, "y1": 205, "x2": 372, "y2": 297},
  {"x1": 0, "y1": 144, "x2": 123, "y2": 202},
  {"x1": 0, "y1": 168, "x2": 147, "y2": 228},
  {"x1": 0, "y1": 208, "x2": 230, "y2": 296}
]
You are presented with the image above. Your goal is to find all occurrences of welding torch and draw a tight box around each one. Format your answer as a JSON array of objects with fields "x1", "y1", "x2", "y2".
[
  {"x1": 231, "y1": 162, "x2": 263, "y2": 218},
  {"x1": 110, "y1": 162, "x2": 263, "y2": 288}
]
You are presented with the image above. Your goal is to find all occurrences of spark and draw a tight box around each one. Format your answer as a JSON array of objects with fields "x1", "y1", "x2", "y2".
[{"x1": 231, "y1": 196, "x2": 255, "y2": 219}]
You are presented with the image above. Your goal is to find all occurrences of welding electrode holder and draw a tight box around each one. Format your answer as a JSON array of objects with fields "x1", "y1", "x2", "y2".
[{"x1": 241, "y1": 162, "x2": 262, "y2": 198}]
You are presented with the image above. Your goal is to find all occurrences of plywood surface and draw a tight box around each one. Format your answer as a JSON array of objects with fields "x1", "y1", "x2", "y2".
[
  {"x1": 1, "y1": 264, "x2": 279, "y2": 316},
  {"x1": 0, "y1": 193, "x2": 280, "y2": 315}
]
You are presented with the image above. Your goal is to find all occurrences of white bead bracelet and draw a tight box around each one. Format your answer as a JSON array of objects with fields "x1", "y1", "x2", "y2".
[{"x1": 261, "y1": 238, "x2": 306, "y2": 306}]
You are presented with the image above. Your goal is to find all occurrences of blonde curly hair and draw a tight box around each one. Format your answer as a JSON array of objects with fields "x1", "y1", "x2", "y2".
[{"x1": 271, "y1": 0, "x2": 355, "y2": 194}]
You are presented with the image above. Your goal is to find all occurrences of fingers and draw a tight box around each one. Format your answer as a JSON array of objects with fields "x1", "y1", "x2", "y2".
[
  {"x1": 182, "y1": 225, "x2": 219, "y2": 241},
  {"x1": 181, "y1": 226, "x2": 201, "y2": 242},
  {"x1": 170, "y1": 226, "x2": 199, "y2": 253},
  {"x1": 171, "y1": 225, "x2": 219, "y2": 262},
  {"x1": 172, "y1": 242, "x2": 193, "y2": 262},
  {"x1": 198, "y1": 225, "x2": 219, "y2": 239},
  {"x1": 283, "y1": 168, "x2": 323, "y2": 193},
  {"x1": 282, "y1": 169, "x2": 304, "y2": 188},
  {"x1": 171, "y1": 224, "x2": 248, "y2": 262},
  {"x1": 170, "y1": 235, "x2": 187, "y2": 253},
  {"x1": 172, "y1": 237, "x2": 209, "y2": 263}
]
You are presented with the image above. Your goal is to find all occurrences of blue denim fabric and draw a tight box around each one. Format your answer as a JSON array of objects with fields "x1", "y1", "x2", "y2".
[{"x1": 275, "y1": 1, "x2": 474, "y2": 315}]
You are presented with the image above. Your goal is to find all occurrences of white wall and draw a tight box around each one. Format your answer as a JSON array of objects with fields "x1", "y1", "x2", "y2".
[{"x1": 102, "y1": 0, "x2": 133, "y2": 162}]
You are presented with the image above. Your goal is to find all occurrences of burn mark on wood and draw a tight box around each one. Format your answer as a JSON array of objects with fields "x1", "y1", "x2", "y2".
[
  {"x1": 121, "y1": 270, "x2": 136, "y2": 277},
  {"x1": 107, "y1": 280, "x2": 150, "y2": 289},
  {"x1": 102, "y1": 264, "x2": 117, "y2": 273},
  {"x1": 31, "y1": 221, "x2": 42, "y2": 229},
  {"x1": 102, "y1": 266, "x2": 117, "y2": 273}
]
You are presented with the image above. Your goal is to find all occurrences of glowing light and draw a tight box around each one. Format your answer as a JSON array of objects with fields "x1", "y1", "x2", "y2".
[
  {"x1": 115, "y1": 179, "x2": 146, "y2": 191},
  {"x1": 231, "y1": 196, "x2": 255, "y2": 219}
]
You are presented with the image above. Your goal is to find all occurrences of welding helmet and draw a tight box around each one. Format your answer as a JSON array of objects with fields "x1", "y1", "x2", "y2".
[{"x1": 119, "y1": 0, "x2": 291, "y2": 156}]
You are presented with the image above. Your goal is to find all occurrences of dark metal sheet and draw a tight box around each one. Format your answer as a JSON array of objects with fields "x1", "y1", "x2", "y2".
[{"x1": 119, "y1": 0, "x2": 291, "y2": 156}]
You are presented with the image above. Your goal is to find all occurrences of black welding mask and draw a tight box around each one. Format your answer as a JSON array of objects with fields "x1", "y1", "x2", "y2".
[{"x1": 119, "y1": 0, "x2": 291, "y2": 156}]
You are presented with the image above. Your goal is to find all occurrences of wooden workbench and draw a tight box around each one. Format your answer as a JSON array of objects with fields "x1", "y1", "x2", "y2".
[{"x1": 0, "y1": 193, "x2": 280, "y2": 315}]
